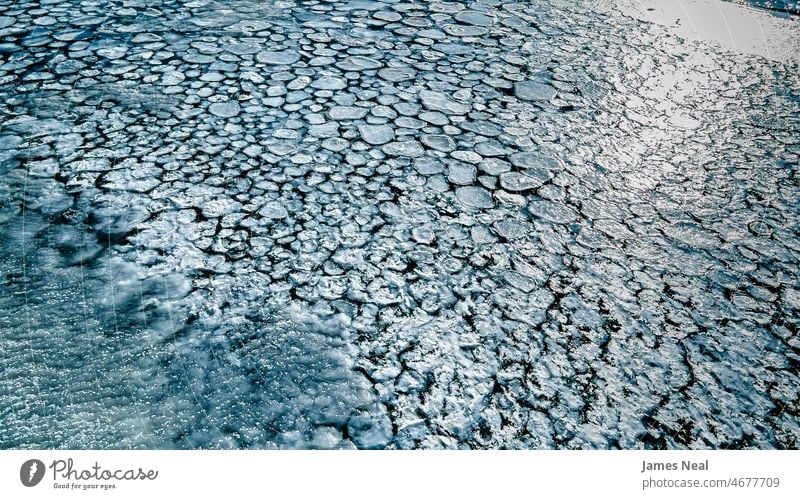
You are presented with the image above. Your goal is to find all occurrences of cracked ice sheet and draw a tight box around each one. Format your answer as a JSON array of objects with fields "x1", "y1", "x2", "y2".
[
  {"x1": 604, "y1": 0, "x2": 800, "y2": 63},
  {"x1": 0, "y1": 0, "x2": 799, "y2": 449}
]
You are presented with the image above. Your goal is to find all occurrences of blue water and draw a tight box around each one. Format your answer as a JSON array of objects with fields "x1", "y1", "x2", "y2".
[
  {"x1": 742, "y1": 0, "x2": 800, "y2": 14},
  {"x1": 1, "y1": 0, "x2": 798, "y2": 449}
]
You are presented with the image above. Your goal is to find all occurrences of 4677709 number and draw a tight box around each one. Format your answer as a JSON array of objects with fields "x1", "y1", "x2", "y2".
[{"x1": 727, "y1": 477, "x2": 780, "y2": 488}]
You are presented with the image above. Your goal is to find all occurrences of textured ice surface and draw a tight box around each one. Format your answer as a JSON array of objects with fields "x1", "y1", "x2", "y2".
[{"x1": 0, "y1": 0, "x2": 799, "y2": 449}]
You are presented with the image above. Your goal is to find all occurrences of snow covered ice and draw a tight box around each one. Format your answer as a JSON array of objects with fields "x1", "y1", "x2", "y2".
[{"x1": 0, "y1": 0, "x2": 799, "y2": 449}]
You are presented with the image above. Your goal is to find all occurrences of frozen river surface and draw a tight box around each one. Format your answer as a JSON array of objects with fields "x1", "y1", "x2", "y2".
[{"x1": 0, "y1": 0, "x2": 798, "y2": 449}]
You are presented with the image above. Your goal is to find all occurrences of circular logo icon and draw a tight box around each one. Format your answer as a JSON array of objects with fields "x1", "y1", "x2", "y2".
[{"x1": 20, "y1": 459, "x2": 45, "y2": 487}]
